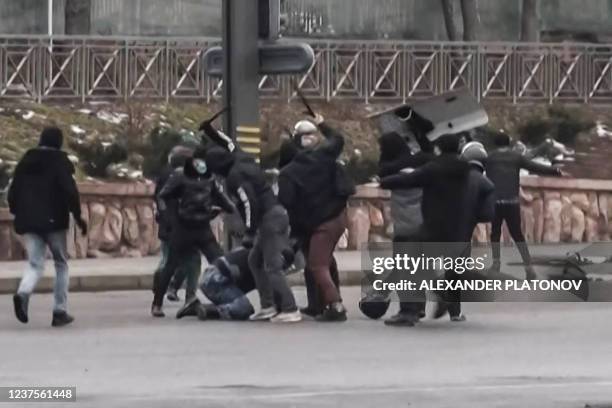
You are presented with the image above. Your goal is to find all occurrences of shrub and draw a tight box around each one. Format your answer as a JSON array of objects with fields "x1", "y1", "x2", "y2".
[{"x1": 518, "y1": 105, "x2": 595, "y2": 147}]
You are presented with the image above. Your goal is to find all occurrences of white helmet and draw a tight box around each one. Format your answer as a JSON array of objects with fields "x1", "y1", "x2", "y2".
[
  {"x1": 461, "y1": 141, "x2": 488, "y2": 168},
  {"x1": 293, "y1": 120, "x2": 318, "y2": 136}
]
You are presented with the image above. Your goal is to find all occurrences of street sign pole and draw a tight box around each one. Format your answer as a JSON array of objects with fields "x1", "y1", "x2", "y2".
[{"x1": 221, "y1": 0, "x2": 260, "y2": 141}]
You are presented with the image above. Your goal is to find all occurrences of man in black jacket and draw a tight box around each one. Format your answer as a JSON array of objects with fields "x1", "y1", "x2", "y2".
[
  {"x1": 278, "y1": 122, "x2": 343, "y2": 319},
  {"x1": 203, "y1": 122, "x2": 301, "y2": 323},
  {"x1": 153, "y1": 146, "x2": 201, "y2": 303},
  {"x1": 151, "y1": 148, "x2": 234, "y2": 318},
  {"x1": 8, "y1": 127, "x2": 87, "y2": 327},
  {"x1": 380, "y1": 135, "x2": 495, "y2": 324},
  {"x1": 278, "y1": 114, "x2": 352, "y2": 322},
  {"x1": 485, "y1": 132, "x2": 565, "y2": 278}
]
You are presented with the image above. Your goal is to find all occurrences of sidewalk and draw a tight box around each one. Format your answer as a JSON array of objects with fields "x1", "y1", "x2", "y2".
[
  {"x1": 1, "y1": 243, "x2": 610, "y2": 294},
  {"x1": 0, "y1": 251, "x2": 364, "y2": 294}
]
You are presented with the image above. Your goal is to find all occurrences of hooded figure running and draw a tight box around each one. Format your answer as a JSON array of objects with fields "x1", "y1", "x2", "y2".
[
  {"x1": 278, "y1": 114, "x2": 353, "y2": 322},
  {"x1": 151, "y1": 148, "x2": 235, "y2": 318},
  {"x1": 202, "y1": 121, "x2": 301, "y2": 323}
]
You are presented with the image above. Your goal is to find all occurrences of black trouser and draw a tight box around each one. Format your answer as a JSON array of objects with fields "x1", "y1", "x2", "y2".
[
  {"x1": 394, "y1": 235, "x2": 426, "y2": 316},
  {"x1": 491, "y1": 202, "x2": 531, "y2": 265},
  {"x1": 153, "y1": 222, "x2": 223, "y2": 307}
]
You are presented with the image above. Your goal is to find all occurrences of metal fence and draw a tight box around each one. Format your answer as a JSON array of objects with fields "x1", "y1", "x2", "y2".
[{"x1": 1, "y1": 36, "x2": 612, "y2": 104}]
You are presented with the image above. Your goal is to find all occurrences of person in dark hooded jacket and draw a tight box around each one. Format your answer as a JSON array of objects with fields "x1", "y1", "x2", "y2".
[
  {"x1": 376, "y1": 131, "x2": 433, "y2": 326},
  {"x1": 203, "y1": 122, "x2": 301, "y2": 323},
  {"x1": 380, "y1": 134, "x2": 495, "y2": 324},
  {"x1": 151, "y1": 148, "x2": 235, "y2": 318},
  {"x1": 8, "y1": 127, "x2": 87, "y2": 327},
  {"x1": 153, "y1": 145, "x2": 201, "y2": 303},
  {"x1": 278, "y1": 114, "x2": 352, "y2": 322}
]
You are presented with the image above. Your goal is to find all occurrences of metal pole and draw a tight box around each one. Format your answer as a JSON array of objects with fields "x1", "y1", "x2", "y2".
[
  {"x1": 48, "y1": 0, "x2": 53, "y2": 36},
  {"x1": 222, "y1": 0, "x2": 261, "y2": 139}
]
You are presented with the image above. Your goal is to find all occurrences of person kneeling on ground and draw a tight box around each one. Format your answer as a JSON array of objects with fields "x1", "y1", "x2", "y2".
[{"x1": 178, "y1": 246, "x2": 296, "y2": 321}]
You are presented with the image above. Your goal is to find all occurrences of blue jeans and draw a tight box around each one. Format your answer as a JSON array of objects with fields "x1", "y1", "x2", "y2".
[
  {"x1": 201, "y1": 265, "x2": 254, "y2": 321},
  {"x1": 18, "y1": 231, "x2": 69, "y2": 313}
]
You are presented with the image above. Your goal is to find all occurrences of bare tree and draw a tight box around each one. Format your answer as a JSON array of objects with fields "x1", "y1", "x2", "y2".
[
  {"x1": 65, "y1": 0, "x2": 91, "y2": 35},
  {"x1": 520, "y1": 0, "x2": 540, "y2": 42},
  {"x1": 460, "y1": 0, "x2": 479, "y2": 41},
  {"x1": 441, "y1": 0, "x2": 459, "y2": 41}
]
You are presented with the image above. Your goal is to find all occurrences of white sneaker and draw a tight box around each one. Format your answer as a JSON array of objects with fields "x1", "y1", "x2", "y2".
[
  {"x1": 270, "y1": 310, "x2": 302, "y2": 324},
  {"x1": 249, "y1": 307, "x2": 278, "y2": 321}
]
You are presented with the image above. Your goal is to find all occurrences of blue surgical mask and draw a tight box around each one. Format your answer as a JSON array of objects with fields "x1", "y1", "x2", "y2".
[{"x1": 193, "y1": 159, "x2": 208, "y2": 175}]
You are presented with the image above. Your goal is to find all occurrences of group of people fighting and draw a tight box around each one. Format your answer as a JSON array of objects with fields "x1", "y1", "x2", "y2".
[
  {"x1": 7, "y1": 109, "x2": 565, "y2": 328},
  {"x1": 151, "y1": 112, "x2": 354, "y2": 323}
]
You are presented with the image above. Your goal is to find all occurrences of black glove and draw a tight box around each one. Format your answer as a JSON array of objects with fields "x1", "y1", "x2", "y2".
[
  {"x1": 242, "y1": 235, "x2": 255, "y2": 249},
  {"x1": 76, "y1": 217, "x2": 88, "y2": 236}
]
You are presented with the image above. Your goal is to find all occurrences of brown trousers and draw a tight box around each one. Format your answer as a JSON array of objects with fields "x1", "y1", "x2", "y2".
[{"x1": 306, "y1": 210, "x2": 347, "y2": 306}]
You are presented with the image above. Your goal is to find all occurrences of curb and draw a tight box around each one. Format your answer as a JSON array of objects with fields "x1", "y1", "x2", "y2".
[{"x1": 0, "y1": 270, "x2": 365, "y2": 295}]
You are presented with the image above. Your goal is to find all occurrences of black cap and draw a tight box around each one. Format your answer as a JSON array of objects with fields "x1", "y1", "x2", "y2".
[{"x1": 39, "y1": 127, "x2": 64, "y2": 149}]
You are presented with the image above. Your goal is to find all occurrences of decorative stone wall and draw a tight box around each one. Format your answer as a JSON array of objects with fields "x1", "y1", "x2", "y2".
[
  {"x1": 0, "y1": 182, "x2": 162, "y2": 261},
  {"x1": 3, "y1": 177, "x2": 612, "y2": 260}
]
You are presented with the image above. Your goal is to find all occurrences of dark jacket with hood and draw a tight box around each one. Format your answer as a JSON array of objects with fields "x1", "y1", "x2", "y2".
[
  {"x1": 378, "y1": 132, "x2": 433, "y2": 240},
  {"x1": 158, "y1": 158, "x2": 234, "y2": 228},
  {"x1": 155, "y1": 150, "x2": 193, "y2": 240},
  {"x1": 203, "y1": 126, "x2": 278, "y2": 236},
  {"x1": 8, "y1": 148, "x2": 81, "y2": 235},
  {"x1": 278, "y1": 123, "x2": 350, "y2": 238},
  {"x1": 485, "y1": 148, "x2": 561, "y2": 202},
  {"x1": 380, "y1": 154, "x2": 493, "y2": 243}
]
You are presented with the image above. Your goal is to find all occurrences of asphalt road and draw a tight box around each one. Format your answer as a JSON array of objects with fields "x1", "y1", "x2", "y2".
[{"x1": 1, "y1": 288, "x2": 612, "y2": 408}]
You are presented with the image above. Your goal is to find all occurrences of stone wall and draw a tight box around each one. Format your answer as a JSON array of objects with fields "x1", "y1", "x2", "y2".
[
  {"x1": 344, "y1": 177, "x2": 612, "y2": 250},
  {"x1": 0, "y1": 182, "x2": 162, "y2": 261},
  {"x1": 2, "y1": 177, "x2": 612, "y2": 260}
]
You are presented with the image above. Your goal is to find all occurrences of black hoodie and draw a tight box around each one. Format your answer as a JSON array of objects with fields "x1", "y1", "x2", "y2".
[
  {"x1": 8, "y1": 147, "x2": 81, "y2": 235},
  {"x1": 158, "y1": 157, "x2": 234, "y2": 227},
  {"x1": 278, "y1": 123, "x2": 349, "y2": 238},
  {"x1": 381, "y1": 154, "x2": 488, "y2": 242},
  {"x1": 206, "y1": 146, "x2": 278, "y2": 236}
]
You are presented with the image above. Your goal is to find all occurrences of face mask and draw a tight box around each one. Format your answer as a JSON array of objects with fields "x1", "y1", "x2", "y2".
[
  {"x1": 193, "y1": 159, "x2": 208, "y2": 175},
  {"x1": 301, "y1": 133, "x2": 319, "y2": 149}
]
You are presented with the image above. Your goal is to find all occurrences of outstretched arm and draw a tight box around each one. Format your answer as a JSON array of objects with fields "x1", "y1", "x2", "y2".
[
  {"x1": 378, "y1": 152, "x2": 433, "y2": 178},
  {"x1": 520, "y1": 156, "x2": 562, "y2": 177},
  {"x1": 380, "y1": 167, "x2": 429, "y2": 190}
]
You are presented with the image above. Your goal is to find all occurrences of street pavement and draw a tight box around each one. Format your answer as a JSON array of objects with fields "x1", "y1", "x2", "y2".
[{"x1": 1, "y1": 288, "x2": 612, "y2": 408}]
